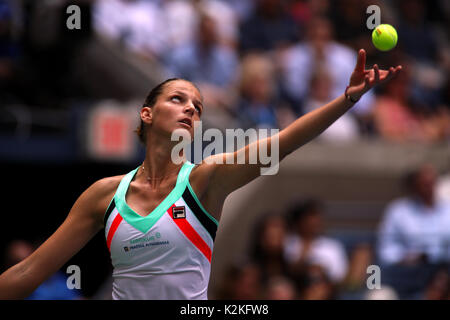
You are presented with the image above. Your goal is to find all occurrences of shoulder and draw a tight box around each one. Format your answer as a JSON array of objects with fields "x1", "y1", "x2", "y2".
[
  {"x1": 382, "y1": 197, "x2": 413, "y2": 221},
  {"x1": 81, "y1": 175, "x2": 126, "y2": 220},
  {"x1": 188, "y1": 161, "x2": 218, "y2": 190},
  {"x1": 90, "y1": 175, "x2": 125, "y2": 195},
  {"x1": 386, "y1": 197, "x2": 412, "y2": 213}
]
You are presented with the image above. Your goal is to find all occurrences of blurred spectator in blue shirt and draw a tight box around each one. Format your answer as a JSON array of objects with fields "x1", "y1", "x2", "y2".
[
  {"x1": 165, "y1": 12, "x2": 239, "y2": 117},
  {"x1": 377, "y1": 164, "x2": 450, "y2": 266},
  {"x1": 235, "y1": 53, "x2": 294, "y2": 129},
  {"x1": 165, "y1": 12, "x2": 238, "y2": 88}
]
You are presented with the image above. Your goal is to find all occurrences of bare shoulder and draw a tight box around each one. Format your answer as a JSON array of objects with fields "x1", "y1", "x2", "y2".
[
  {"x1": 78, "y1": 174, "x2": 126, "y2": 226},
  {"x1": 189, "y1": 159, "x2": 219, "y2": 189},
  {"x1": 91, "y1": 175, "x2": 125, "y2": 196}
]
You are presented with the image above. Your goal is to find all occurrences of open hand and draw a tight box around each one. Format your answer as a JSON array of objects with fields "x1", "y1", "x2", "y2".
[{"x1": 346, "y1": 49, "x2": 402, "y2": 101}]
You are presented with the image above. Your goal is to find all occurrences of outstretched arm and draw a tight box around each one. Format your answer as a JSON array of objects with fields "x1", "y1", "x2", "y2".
[
  {"x1": 0, "y1": 179, "x2": 115, "y2": 299},
  {"x1": 278, "y1": 49, "x2": 401, "y2": 157},
  {"x1": 196, "y1": 49, "x2": 402, "y2": 219}
]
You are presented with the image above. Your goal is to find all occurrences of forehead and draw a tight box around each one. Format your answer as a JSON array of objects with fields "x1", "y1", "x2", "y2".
[{"x1": 163, "y1": 80, "x2": 203, "y2": 101}]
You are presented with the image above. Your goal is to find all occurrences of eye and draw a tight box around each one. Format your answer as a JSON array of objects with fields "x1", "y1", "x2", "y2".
[
  {"x1": 195, "y1": 105, "x2": 202, "y2": 114},
  {"x1": 171, "y1": 96, "x2": 181, "y2": 103}
]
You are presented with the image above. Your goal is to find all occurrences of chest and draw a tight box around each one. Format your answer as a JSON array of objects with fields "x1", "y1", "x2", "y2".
[{"x1": 125, "y1": 181, "x2": 176, "y2": 217}]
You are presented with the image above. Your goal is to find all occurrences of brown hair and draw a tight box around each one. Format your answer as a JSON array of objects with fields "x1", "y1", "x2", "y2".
[{"x1": 135, "y1": 78, "x2": 182, "y2": 145}]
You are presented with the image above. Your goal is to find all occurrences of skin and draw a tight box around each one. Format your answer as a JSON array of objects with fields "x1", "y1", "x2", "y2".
[{"x1": 0, "y1": 49, "x2": 401, "y2": 299}]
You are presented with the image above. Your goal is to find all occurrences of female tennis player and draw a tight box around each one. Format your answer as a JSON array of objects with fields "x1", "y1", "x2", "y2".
[{"x1": 0, "y1": 49, "x2": 401, "y2": 299}]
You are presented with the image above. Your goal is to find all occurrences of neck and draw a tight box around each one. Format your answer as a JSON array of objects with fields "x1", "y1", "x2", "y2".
[{"x1": 141, "y1": 133, "x2": 186, "y2": 187}]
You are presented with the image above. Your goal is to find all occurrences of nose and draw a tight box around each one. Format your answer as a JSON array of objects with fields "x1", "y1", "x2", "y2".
[{"x1": 183, "y1": 101, "x2": 195, "y2": 115}]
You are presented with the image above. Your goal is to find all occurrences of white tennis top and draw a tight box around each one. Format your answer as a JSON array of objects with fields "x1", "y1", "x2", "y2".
[{"x1": 103, "y1": 161, "x2": 218, "y2": 300}]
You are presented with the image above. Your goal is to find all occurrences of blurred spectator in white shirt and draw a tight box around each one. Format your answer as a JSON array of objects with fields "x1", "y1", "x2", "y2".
[
  {"x1": 281, "y1": 16, "x2": 375, "y2": 119},
  {"x1": 93, "y1": 0, "x2": 168, "y2": 59},
  {"x1": 163, "y1": 0, "x2": 239, "y2": 50},
  {"x1": 377, "y1": 164, "x2": 450, "y2": 266},
  {"x1": 284, "y1": 199, "x2": 348, "y2": 284}
]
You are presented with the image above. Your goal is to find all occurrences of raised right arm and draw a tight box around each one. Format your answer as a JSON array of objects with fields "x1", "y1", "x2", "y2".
[{"x1": 0, "y1": 177, "x2": 120, "y2": 299}]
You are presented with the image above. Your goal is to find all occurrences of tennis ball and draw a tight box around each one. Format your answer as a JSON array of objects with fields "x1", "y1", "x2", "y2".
[{"x1": 372, "y1": 24, "x2": 398, "y2": 51}]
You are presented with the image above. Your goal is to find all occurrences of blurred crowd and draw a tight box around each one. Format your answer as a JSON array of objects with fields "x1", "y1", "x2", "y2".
[
  {"x1": 1, "y1": 0, "x2": 450, "y2": 300},
  {"x1": 1, "y1": 0, "x2": 449, "y2": 142},
  {"x1": 215, "y1": 163, "x2": 450, "y2": 300}
]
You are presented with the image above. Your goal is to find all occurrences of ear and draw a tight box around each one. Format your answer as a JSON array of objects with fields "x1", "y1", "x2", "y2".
[{"x1": 141, "y1": 106, "x2": 152, "y2": 125}]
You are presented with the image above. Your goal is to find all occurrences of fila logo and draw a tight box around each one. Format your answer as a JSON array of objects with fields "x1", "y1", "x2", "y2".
[{"x1": 172, "y1": 206, "x2": 186, "y2": 219}]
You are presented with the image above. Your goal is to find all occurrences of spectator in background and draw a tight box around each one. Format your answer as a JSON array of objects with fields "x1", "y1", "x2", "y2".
[
  {"x1": 377, "y1": 164, "x2": 450, "y2": 267},
  {"x1": 265, "y1": 275, "x2": 298, "y2": 300},
  {"x1": 0, "y1": 0, "x2": 20, "y2": 104},
  {"x1": 239, "y1": 0, "x2": 298, "y2": 53},
  {"x1": 93, "y1": 0, "x2": 168, "y2": 60},
  {"x1": 199, "y1": 0, "x2": 239, "y2": 49},
  {"x1": 165, "y1": 12, "x2": 238, "y2": 112},
  {"x1": 422, "y1": 267, "x2": 450, "y2": 300},
  {"x1": 163, "y1": 0, "x2": 239, "y2": 50},
  {"x1": 396, "y1": 0, "x2": 447, "y2": 111},
  {"x1": 249, "y1": 213, "x2": 290, "y2": 283},
  {"x1": 216, "y1": 262, "x2": 264, "y2": 300},
  {"x1": 281, "y1": 16, "x2": 375, "y2": 122},
  {"x1": 284, "y1": 199, "x2": 348, "y2": 285},
  {"x1": 3, "y1": 240, "x2": 83, "y2": 300},
  {"x1": 339, "y1": 243, "x2": 377, "y2": 299},
  {"x1": 162, "y1": 0, "x2": 197, "y2": 51},
  {"x1": 372, "y1": 63, "x2": 450, "y2": 143},
  {"x1": 297, "y1": 264, "x2": 335, "y2": 300},
  {"x1": 303, "y1": 67, "x2": 359, "y2": 142},
  {"x1": 235, "y1": 53, "x2": 283, "y2": 129},
  {"x1": 289, "y1": 0, "x2": 331, "y2": 29}
]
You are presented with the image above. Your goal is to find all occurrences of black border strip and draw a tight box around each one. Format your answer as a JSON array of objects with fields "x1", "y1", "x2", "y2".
[
  {"x1": 182, "y1": 189, "x2": 217, "y2": 242},
  {"x1": 103, "y1": 198, "x2": 116, "y2": 227}
]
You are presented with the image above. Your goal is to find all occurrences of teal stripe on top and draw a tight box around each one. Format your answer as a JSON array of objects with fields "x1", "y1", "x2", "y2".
[{"x1": 114, "y1": 161, "x2": 195, "y2": 233}]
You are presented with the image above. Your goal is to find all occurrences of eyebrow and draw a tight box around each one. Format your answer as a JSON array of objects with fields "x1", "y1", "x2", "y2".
[{"x1": 172, "y1": 90, "x2": 203, "y2": 108}]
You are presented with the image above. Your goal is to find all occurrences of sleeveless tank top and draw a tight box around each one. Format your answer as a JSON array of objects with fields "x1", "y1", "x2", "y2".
[{"x1": 103, "y1": 161, "x2": 218, "y2": 299}]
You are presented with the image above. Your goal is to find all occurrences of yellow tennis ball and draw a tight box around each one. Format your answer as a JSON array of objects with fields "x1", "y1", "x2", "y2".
[{"x1": 372, "y1": 24, "x2": 398, "y2": 51}]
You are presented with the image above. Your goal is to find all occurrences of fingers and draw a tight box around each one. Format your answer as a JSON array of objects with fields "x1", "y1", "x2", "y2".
[
  {"x1": 374, "y1": 64, "x2": 380, "y2": 83},
  {"x1": 384, "y1": 65, "x2": 403, "y2": 81},
  {"x1": 364, "y1": 75, "x2": 371, "y2": 88},
  {"x1": 355, "y1": 49, "x2": 366, "y2": 73}
]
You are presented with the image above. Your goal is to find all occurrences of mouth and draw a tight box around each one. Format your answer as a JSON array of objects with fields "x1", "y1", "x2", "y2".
[{"x1": 178, "y1": 118, "x2": 192, "y2": 128}]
